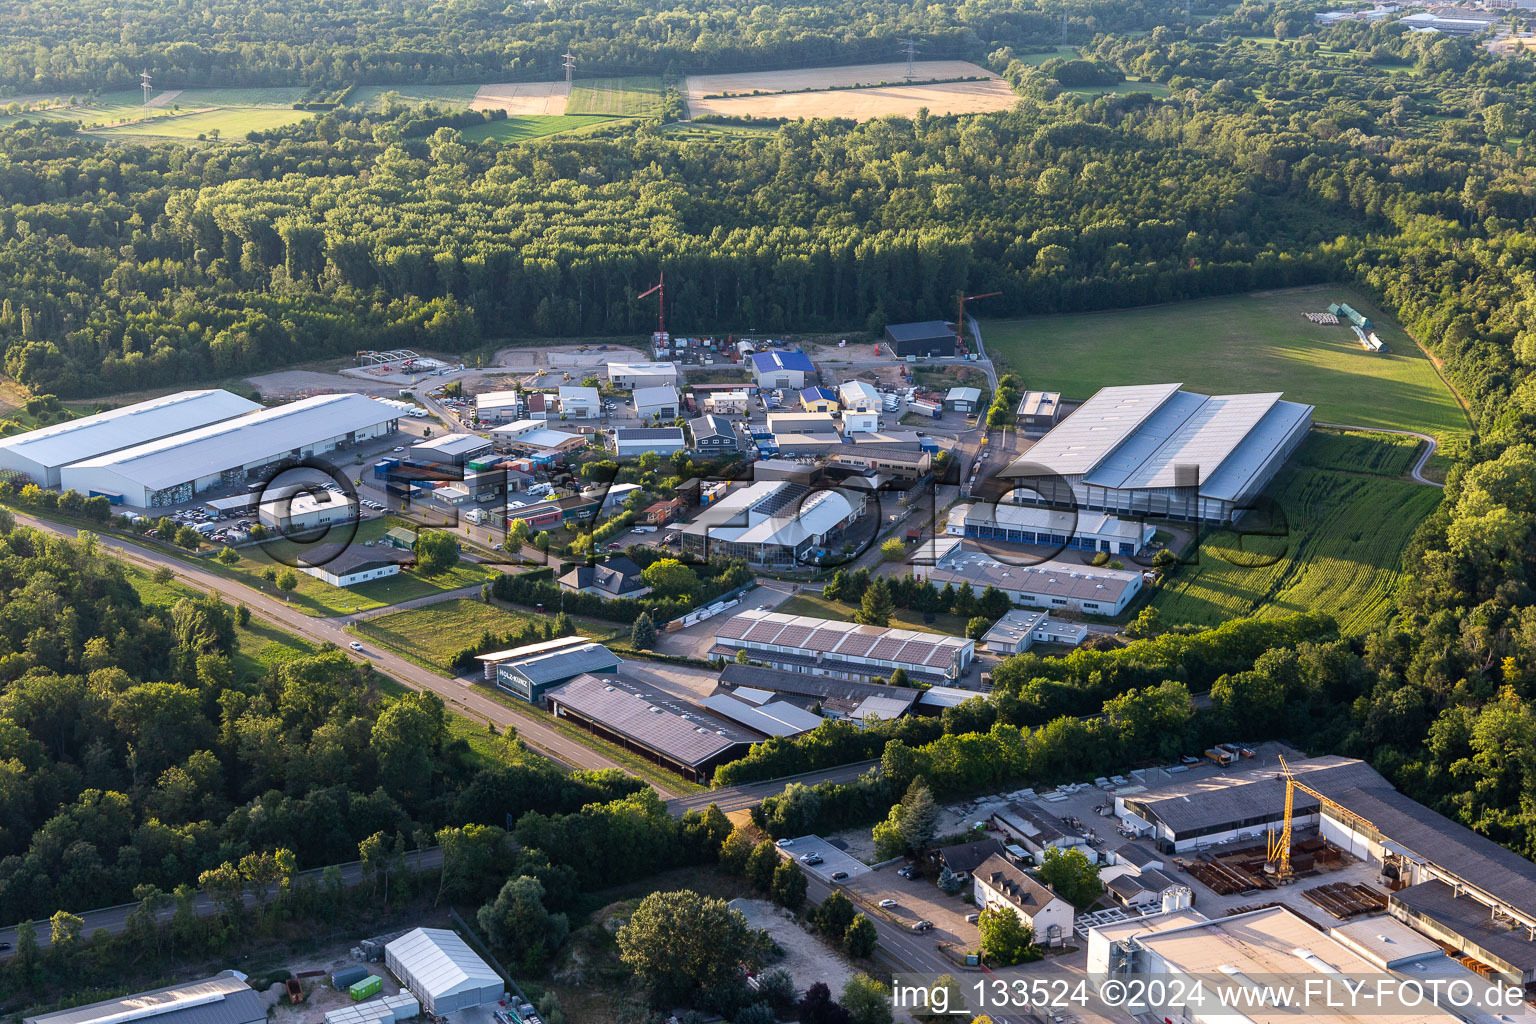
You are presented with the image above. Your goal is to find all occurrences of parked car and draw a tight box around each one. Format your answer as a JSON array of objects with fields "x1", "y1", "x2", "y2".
[
  {"x1": 878, "y1": 899, "x2": 898, "y2": 908},
  {"x1": 800, "y1": 854, "x2": 823, "y2": 866},
  {"x1": 965, "y1": 913, "x2": 980, "y2": 924},
  {"x1": 831, "y1": 871, "x2": 849, "y2": 881},
  {"x1": 912, "y1": 920, "x2": 934, "y2": 933},
  {"x1": 775, "y1": 838, "x2": 795, "y2": 848}
]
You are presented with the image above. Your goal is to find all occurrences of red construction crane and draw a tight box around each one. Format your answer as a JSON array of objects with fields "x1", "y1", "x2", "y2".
[
  {"x1": 956, "y1": 291, "x2": 1001, "y2": 349},
  {"x1": 638, "y1": 272, "x2": 665, "y2": 335}
]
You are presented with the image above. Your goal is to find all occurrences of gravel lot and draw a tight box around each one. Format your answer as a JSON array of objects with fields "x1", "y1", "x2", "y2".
[{"x1": 730, "y1": 897, "x2": 856, "y2": 1001}]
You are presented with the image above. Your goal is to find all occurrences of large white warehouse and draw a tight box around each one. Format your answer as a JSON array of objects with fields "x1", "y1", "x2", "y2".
[
  {"x1": 384, "y1": 927, "x2": 502, "y2": 1014},
  {"x1": 1002, "y1": 383, "x2": 1313, "y2": 523},
  {"x1": 0, "y1": 390, "x2": 260, "y2": 488},
  {"x1": 61, "y1": 393, "x2": 400, "y2": 507}
]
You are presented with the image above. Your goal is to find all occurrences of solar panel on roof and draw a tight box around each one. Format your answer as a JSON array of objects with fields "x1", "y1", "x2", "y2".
[
  {"x1": 922, "y1": 646, "x2": 957, "y2": 668},
  {"x1": 744, "y1": 621, "x2": 786, "y2": 642},
  {"x1": 868, "y1": 638, "x2": 906, "y2": 660},
  {"x1": 836, "y1": 634, "x2": 879, "y2": 658},
  {"x1": 801, "y1": 628, "x2": 846, "y2": 653},
  {"x1": 774, "y1": 624, "x2": 815, "y2": 647},
  {"x1": 892, "y1": 639, "x2": 935, "y2": 665}
]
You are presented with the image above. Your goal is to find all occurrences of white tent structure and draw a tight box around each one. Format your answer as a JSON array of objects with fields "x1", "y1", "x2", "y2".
[{"x1": 384, "y1": 928, "x2": 502, "y2": 1013}]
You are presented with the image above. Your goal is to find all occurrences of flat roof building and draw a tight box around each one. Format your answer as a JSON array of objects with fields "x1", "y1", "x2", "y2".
[
  {"x1": 914, "y1": 540, "x2": 1144, "y2": 616},
  {"x1": 766, "y1": 411, "x2": 839, "y2": 434},
  {"x1": 61, "y1": 393, "x2": 401, "y2": 507},
  {"x1": 258, "y1": 490, "x2": 357, "y2": 535},
  {"x1": 946, "y1": 500, "x2": 1154, "y2": 556},
  {"x1": 384, "y1": 927, "x2": 502, "y2": 1014},
  {"x1": 1003, "y1": 384, "x2": 1313, "y2": 523},
  {"x1": 612, "y1": 427, "x2": 686, "y2": 457},
  {"x1": 24, "y1": 973, "x2": 263, "y2": 1024},
  {"x1": 545, "y1": 673, "x2": 759, "y2": 781},
  {"x1": 606, "y1": 362, "x2": 679, "y2": 390},
  {"x1": 980, "y1": 609, "x2": 1087, "y2": 654},
  {"x1": 712, "y1": 608, "x2": 974, "y2": 684},
  {"x1": 473, "y1": 390, "x2": 522, "y2": 422},
  {"x1": 411, "y1": 433, "x2": 493, "y2": 466},
  {"x1": 299, "y1": 543, "x2": 414, "y2": 588},
  {"x1": 703, "y1": 390, "x2": 750, "y2": 414},
  {"x1": 557, "y1": 385, "x2": 600, "y2": 418},
  {"x1": 883, "y1": 321, "x2": 957, "y2": 358},
  {"x1": 0, "y1": 390, "x2": 261, "y2": 488},
  {"x1": 1016, "y1": 390, "x2": 1064, "y2": 432}
]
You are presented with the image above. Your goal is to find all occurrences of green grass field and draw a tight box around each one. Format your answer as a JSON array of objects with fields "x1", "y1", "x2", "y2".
[
  {"x1": 461, "y1": 114, "x2": 615, "y2": 142},
  {"x1": 1148, "y1": 460, "x2": 1443, "y2": 635},
  {"x1": 88, "y1": 106, "x2": 314, "y2": 139},
  {"x1": 986, "y1": 286, "x2": 1469, "y2": 440},
  {"x1": 566, "y1": 76, "x2": 664, "y2": 116},
  {"x1": 0, "y1": 90, "x2": 163, "y2": 128},
  {"x1": 121, "y1": 563, "x2": 317, "y2": 680},
  {"x1": 346, "y1": 84, "x2": 482, "y2": 112},
  {"x1": 1294, "y1": 429, "x2": 1423, "y2": 478},
  {"x1": 169, "y1": 87, "x2": 309, "y2": 107},
  {"x1": 355, "y1": 598, "x2": 622, "y2": 671}
]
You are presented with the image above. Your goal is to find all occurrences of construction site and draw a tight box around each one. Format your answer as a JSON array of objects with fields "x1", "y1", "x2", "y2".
[{"x1": 983, "y1": 742, "x2": 1536, "y2": 991}]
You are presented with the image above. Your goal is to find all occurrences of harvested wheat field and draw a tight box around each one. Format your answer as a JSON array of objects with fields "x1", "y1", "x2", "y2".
[
  {"x1": 683, "y1": 60, "x2": 1019, "y2": 120},
  {"x1": 471, "y1": 81, "x2": 570, "y2": 115}
]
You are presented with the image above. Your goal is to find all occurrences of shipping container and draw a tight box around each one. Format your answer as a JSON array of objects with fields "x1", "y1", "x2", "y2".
[
  {"x1": 332, "y1": 967, "x2": 369, "y2": 990},
  {"x1": 467, "y1": 457, "x2": 498, "y2": 472},
  {"x1": 88, "y1": 489, "x2": 124, "y2": 505},
  {"x1": 349, "y1": 976, "x2": 383, "y2": 1001}
]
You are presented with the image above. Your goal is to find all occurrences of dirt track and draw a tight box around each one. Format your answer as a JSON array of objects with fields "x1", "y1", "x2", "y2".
[{"x1": 684, "y1": 60, "x2": 1018, "y2": 120}]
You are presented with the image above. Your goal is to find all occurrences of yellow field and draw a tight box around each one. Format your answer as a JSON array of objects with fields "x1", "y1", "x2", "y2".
[
  {"x1": 470, "y1": 82, "x2": 570, "y2": 115},
  {"x1": 683, "y1": 60, "x2": 1018, "y2": 120}
]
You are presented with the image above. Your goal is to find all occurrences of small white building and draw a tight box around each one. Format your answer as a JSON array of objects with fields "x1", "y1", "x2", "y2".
[
  {"x1": 842, "y1": 410, "x2": 880, "y2": 434},
  {"x1": 946, "y1": 386, "x2": 984, "y2": 413},
  {"x1": 301, "y1": 546, "x2": 412, "y2": 588},
  {"x1": 980, "y1": 609, "x2": 1088, "y2": 654},
  {"x1": 607, "y1": 362, "x2": 679, "y2": 390},
  {"x1": 972, "y1": 853, "x2": 1074, "y2": 946},
  {"x1": 837, "y1": 380, "x2": 882, "y2": 413},
  {"x1": 384, "y1": 927, "x2": 502, "y2": 1014},
  {"x1": 612, "y1": 427, "x2": 687, "y2": 457},
  {"x1": 633, "y1": 385, "x2": 680, "y2": 421},
  {"x1": 703, "y1": 391, "x2": 751, "y2": 415},
  {"x1": 558, "y1": 385, "x2": 601, "y2": 418},
  {"x1": 473, "y1": 390, "x2": 523, "y2": 423},
  {"x1": 258, "y1": 491, "x2": 357, "y2": 534}
]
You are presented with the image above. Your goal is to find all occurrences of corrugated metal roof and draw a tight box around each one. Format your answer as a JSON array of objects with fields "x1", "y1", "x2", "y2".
[
  {"x1": 413, "y1": 433, "x2": 492, "y2": 457},
  {"x1": 64, "y1": 394, "x2": 398, "y2": 491},
  {"x1": 959, "y1": 499, "x2": 1150, "y2": 541},
  {"x1": 503, "y1": 643, "x2": 621, "y2": 685},
  {"x1": 1008, "y1": 382, "x2": 1184, "y2": 477},
  {"x1": 946, "y1": 387, "x2": 983, "y2": 403},
  {"x1": 751, "y1": 350, "x2": 814, "y2": 373},
  {"x1": 546, "y1": 674, "x2": 757, "y2": 766},
  {"x1": 0, "y1": 390, "x2": 260, "y2": 470},
  {"x1": 838, "y1": 381, "x2": 881, "y2": 410},
  {"x1": 25, "y1": 974, "x2": 262, "y2": 1024},
  {"x1": 1089, "y1": 392, "x2": 1282, "y2": 490},
  {"x1": 385, "y1": 928, "x2": 500, "y2": 1000},
  {"x1": 633, "y1": 385, "x2": 679, "y2": 408},
  {"x1": 475, "y1": 391, "x2": 521, "y2": 411},
  {"x1": 699, "y1": 693, "x2": 823, "y2": 737},
  {"x1": 1125, "y1": 756, "x2": 1383, "y2": 834}
]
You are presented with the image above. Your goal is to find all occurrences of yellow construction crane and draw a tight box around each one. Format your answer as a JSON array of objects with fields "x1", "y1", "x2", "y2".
[{"x1": 1264, "y1": 754, "x2": 1378, "y2": 883}]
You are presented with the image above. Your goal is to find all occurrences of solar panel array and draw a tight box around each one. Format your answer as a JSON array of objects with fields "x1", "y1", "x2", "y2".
[{"x1": 715, "y1": 610, "x2": 972, "y2": 674}]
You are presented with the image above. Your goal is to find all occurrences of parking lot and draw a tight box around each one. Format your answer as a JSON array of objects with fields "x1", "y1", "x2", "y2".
[
  {"x1": 845, "y1": 862, "x2": 979, "y2": 948},
  {"x1": 776, "y1": 836, "x2": 871, "y2": 884}
]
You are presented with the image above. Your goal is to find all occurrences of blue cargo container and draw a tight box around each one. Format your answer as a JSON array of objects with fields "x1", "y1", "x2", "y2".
[{"x1": 89, "y1": 489, "x2": 124, "y2": 505}]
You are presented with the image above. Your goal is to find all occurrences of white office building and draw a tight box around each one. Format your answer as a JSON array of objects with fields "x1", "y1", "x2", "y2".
[
  {"x1": 606, "y1": 362, "x2": 679, "y2": 389},
  {"x1": 473, "y1": 390, "x2": 522, "y2": 423},
  {"x1": 61, "y1": 394, "x2": 400, "y2": 507},
  {"x1": 0, "y1": 389, "x2": 260, "y2": 488},
  {"x1": 558, "y1": 385, "x2": 601, "y2": 418}
]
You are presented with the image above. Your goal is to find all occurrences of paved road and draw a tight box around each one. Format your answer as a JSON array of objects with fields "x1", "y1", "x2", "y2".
[
  {"x1": 667, "y1": 761, "x2": 879, "y2": 816},
  {"x1": 11, "y1": 512, "x2": 654, "y2": 790},
  {"x1": 0, "y1": 848, "x2": 443, "y2": 955},
  {"x1": 1314, "y1": 422, "x2": 1445, "y2": 487}
]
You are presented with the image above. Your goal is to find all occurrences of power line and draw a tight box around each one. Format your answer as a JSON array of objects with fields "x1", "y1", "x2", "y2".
[
  {"x1": 562, "y1": 51, "x2": 577, "y2": 86},
  {"x1": 898, "y1": 38, "x2": 920, "y2": 81}
]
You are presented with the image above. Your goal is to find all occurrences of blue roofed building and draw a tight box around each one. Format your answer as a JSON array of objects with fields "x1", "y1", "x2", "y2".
[{"x1": 750, "y1": 350, "x2": 815, "y2": 389}]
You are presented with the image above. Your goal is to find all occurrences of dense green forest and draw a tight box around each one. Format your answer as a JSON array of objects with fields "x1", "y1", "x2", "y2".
[
  {"x1": 2, "y1": 0, "x2": 1536, "y2": 943},
  {"x1": 0, "y1": 0, "x2": 1206, "y2": 94},
  {"x1": 0, "y1": 519, "x2": 647, "y2": 922}
]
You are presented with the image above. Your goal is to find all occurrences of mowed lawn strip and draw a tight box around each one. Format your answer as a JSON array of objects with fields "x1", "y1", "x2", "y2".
[
  {"x1": 460, "y1": 114, "x2": 614, "y2": 142},
  {"x1": 356, "y1": 598, "x2": 624, "y2": 671},
  {"x1": 1149, "y1": 461, "x2": 1442, "y2": 635},
  {"x1": 566, "y1": 76, "x2": 663, "y2": 116},
  {"x1": 985, "y1": 286, "x2": 1468, "y2": 441},
  {"x1": 88, "y1": 106, "x2": 315, "y2": 139}
]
